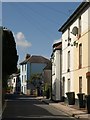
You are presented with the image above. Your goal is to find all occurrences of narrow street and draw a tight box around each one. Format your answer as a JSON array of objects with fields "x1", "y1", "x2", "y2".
[{"x1": 2, "y1": 94, "x2": 77, "y2": 120}]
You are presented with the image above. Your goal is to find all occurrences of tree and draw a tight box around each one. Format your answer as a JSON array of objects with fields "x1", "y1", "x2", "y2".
[
  {"x1": 30, "y1": 73, "x2": 43, "y2": 96},
  {"x1": 30, "y1": 73, "x2": 42, "y2": 87},
  {"x1": 2, "y1": 27, "x2": 18, "y2": 80},
  {"x1": 1, "y1": 27, "x2": 18, "y2": 105}
]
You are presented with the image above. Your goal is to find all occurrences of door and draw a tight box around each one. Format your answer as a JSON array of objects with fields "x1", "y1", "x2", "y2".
[{"x1": 87, "y1": 77, "x2": 90, "y2": 94}]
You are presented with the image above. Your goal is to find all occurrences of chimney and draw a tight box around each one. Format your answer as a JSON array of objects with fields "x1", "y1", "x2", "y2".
[{"x1": 25, "y1": 54, "x2": 31, "y2": 59}]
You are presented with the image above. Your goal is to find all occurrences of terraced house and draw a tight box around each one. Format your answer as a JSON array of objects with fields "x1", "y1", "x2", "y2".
[
  {"x1": 59, "y1": 2, "x2": 90, "y2": 101},
  {"x1": 51, "y1": 41, "x2": 62, "y2": 101}
]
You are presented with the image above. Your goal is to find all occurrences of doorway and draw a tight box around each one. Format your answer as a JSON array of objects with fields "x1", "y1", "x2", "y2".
[{"x1": 87, "y1": 77, "x2": 90, "y2": 94}]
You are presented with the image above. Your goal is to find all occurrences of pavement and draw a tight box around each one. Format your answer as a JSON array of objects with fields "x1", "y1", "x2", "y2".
[{"x1": 37, "y1": 97, "x2": 90, "y2": 120}]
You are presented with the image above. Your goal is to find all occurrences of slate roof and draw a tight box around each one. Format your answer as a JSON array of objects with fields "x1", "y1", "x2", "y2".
[{"x1": 20, "y1": 55, "x2": 50, "y2": 65}]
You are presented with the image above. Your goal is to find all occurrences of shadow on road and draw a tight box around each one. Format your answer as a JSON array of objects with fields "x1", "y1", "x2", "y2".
[
  {"x1": 2, "y1": 94, "x2": 76, "y2": 120},
  {"x1": 2, "y1": 118, "x2": 78, "y2": 120},
  {"x1": 5, "y1": 93, "x2": 35, "y2": 100}
]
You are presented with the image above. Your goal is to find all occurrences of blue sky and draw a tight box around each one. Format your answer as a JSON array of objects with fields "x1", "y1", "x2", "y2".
[{"x1": 2, "y1": 2, "x2": 81, "y2": 63}]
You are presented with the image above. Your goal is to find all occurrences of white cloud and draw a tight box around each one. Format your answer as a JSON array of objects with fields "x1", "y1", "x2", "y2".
[{"x1": 15, "y1": 32, "x2": 32, "y2": 48}]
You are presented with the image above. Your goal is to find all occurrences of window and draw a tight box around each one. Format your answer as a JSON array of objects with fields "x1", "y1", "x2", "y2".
[
  {"x1": 22, "y1": 65, "x2": 24, "y2": 71},
  {"x1": 68, "y1": 27, "x2": 71, "y2": 46},
  {"x1": 25, "y1": 64, "x2": 26, "y2": 71},
  {"x1": 79, "y1": 77, "x2": 82, "y2": 93},
  {"x1": 79, "y1": 44, "x2": 82, "y2": 68},
  {"x1": 68, "y1": 51, "x2": 70, "y2": 72},
  {"x1": 78, "y1": 16, "x2": 81, "y2": 38},
  {"x1": 22, "y1": 86, "x2": 23, "y2": 92},
  {"x1": 25, "y1": 75, "x2": 26, "y2": 81},
  {"x1": 68, "y1": 27, "x2": 70, "y2": 39},
  {"x1": 62, "y1": 77, "x2": 65, "y2": 96},
  {"x1": 22, "y1": 75, "x2": 23, "y2": 83},
  {"x1": 13, "y1": 78, "x2": 15, "y2": 83},
  {"x1": 68, "y1": 79, "x2": 70, "y2": 92}
]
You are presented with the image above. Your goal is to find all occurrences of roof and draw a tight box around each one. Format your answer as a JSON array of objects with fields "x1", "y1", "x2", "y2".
[
  {"x1": 20, "y1": 55, "x2": 50, "y2": 65},
  {"x1": 51, "y1": 42, "x2": 62, "y2": 58},
  {"x1": 58, "y1": 2, "x2": 90, "y2": 33},
  {"x1": 19, "y1": 57, "x2": 30, "y2": 65},
  {"x1": 9, "y1": 73, "x2": 20, "y2": 79},
  {"x1": 53, "y1": 41, "x2": 62, "y2": 49},
  {"x1": 43, "y1": 62, "x2": 52, "y2": 70}
]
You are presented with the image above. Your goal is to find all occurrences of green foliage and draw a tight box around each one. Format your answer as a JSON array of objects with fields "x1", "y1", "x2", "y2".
[
  {"x1": 1, "y1": 27, "x2": 18, "y2": 98},
  {"x1": 30, "y1": 73, "x2": 42, "y2": 87},
  {"x1": 7, "y1": 86, "x2": 13, "y2": 91},
  {"x1": 43, "y1": 83, "x2": 51, "y2": 97},
  {"x1": 2, "y1": 27, "x2": 18, "y2": 80},
  {"x1": 30, "y1": 73, "x2": 42, "y2": 81}
]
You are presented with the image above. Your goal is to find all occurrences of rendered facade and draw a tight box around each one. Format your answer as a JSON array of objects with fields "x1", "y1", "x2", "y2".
[
  {"x1": 51, "y1": 42, "x2": 62, "y2": 101},
  {"x1": 59, "y1": 2, "x2": 90, "y2": 98}
]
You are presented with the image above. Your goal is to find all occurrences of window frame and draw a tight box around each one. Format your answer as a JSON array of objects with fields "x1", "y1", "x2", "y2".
[
  {"x1": 78, "y1": 16, "x2": 81, "y2": 38},
  {"x1": 79, "y1": 77, "x2": 82, "y2": 93},
  {"x1": 79, "y1": 43, "x2": 82, "y2": 69},
  {"x1": 67, "y1": 78, "x2": 70, "y2": 92},
  {"x1": 68, "y1": 27, "x2": 71, "y2": 46},
  {"x1": 67, "y1": 51, "x2": 70, "y2": 72}
]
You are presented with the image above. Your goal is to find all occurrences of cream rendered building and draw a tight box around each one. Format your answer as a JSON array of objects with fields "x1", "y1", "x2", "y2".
[{"x1": 59, "y1": 2, "x2": 90, "y2": 98}]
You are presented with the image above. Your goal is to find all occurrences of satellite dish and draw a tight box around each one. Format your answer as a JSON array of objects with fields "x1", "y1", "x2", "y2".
[{"x1": 71, "y1": 26, "x2": 78, "y2": 36}]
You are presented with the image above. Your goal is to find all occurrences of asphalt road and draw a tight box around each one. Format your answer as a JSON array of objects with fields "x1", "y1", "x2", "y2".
[{"x1": 2, "y1": 94, "x2": 78, "y2": 120}]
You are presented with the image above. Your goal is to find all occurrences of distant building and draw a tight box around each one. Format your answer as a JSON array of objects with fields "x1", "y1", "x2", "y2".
[
  {"x1": 43, "y1": 62, "x2": 52, "y2": 86},
  {"x1": 7, "y1": 73, "x2": 20, "y2": 94},
  {"x1": 19, "y1": 54, "x2": 50, "y2": 95},
  {"x1": 43, "y1": 61, "x2": 52, "y2": 97}
]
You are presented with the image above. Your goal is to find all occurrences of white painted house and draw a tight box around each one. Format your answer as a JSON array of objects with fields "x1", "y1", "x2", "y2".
[
  {"x1": 20, "y1": 63, "x2": 27, "y2": 94},
  {"x1": 59, "y1": 25, "x2": 74, "y2": 98},
  {"x1": 20, "y1": 54, "x2": 50, "y2": 95},
  {"x1": 8, "y1": 73, "x2": 20, "y2": 93},
  {"x1": 51, "y1": 41, "x2": 62, "y2": 101},
  {"x1": 59, "y1": 2, "x2": 90, "y2": 99}
]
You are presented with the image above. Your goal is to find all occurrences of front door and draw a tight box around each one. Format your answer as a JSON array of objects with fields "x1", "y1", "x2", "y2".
[
  {"x1": 87, "y1": 77, "x2": 90, "y2": 94},
  {"x1": 62, "y1": 77, "x2": 65, "y2": 96}
]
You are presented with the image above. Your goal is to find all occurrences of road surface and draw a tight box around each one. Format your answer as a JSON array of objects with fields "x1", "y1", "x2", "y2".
[{"x1": 2, "y1": 94, "x2": 78, "y2": 120}]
